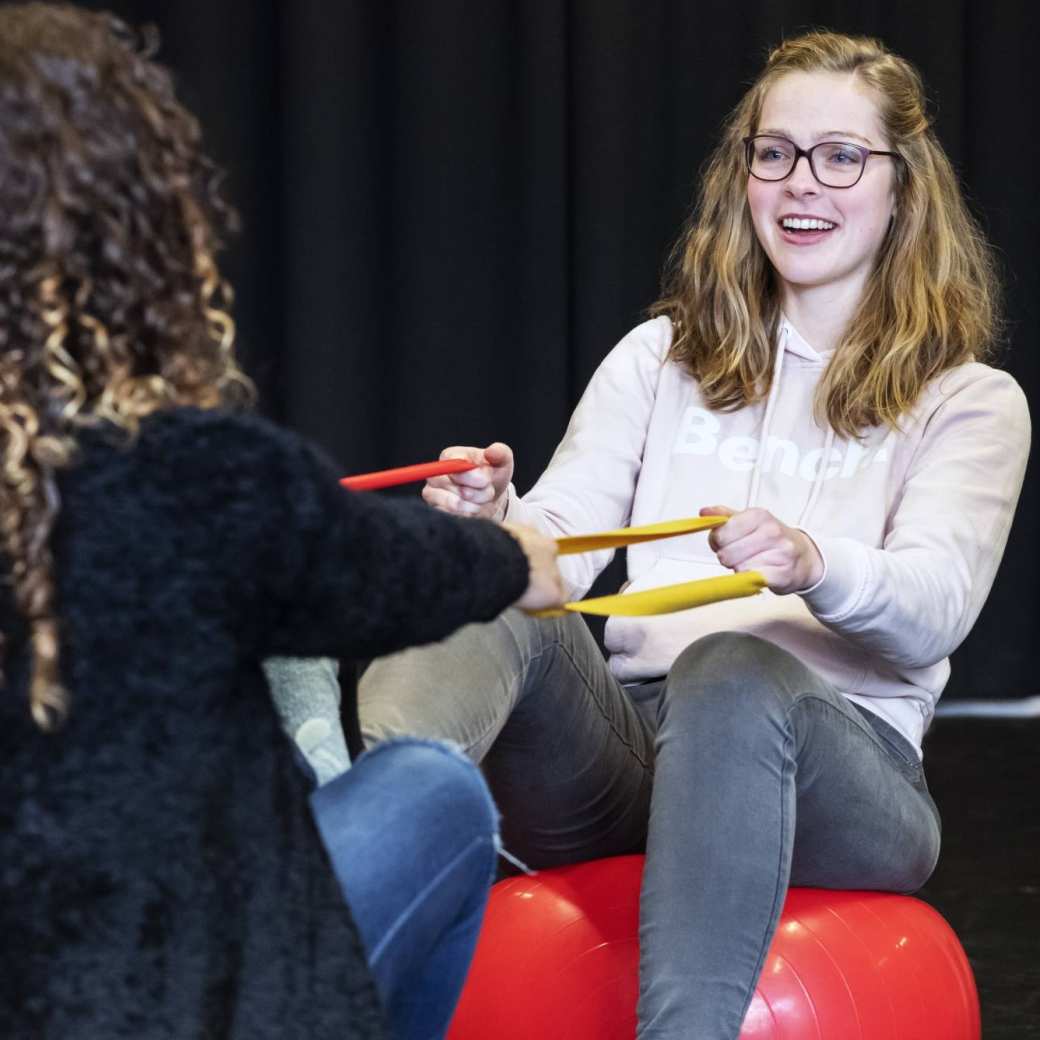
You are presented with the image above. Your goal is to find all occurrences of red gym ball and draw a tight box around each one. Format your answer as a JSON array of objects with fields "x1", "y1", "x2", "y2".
[{"x1": 449, "y1": 855, "x2": 980, "y2": 1040}]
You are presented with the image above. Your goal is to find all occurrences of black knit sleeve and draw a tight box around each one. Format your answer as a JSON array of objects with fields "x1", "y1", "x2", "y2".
[{"x1": 240, "y1": 422, "x2": 530, "y2": 662}]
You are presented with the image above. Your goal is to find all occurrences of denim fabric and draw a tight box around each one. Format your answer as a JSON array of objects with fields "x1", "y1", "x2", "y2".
[
  {"x1": 310, "y1": 739, "x2": 499, "y2": 1040},
  {"x1": 359, "y1": 612, "x2": 941, "y2": 1040}
]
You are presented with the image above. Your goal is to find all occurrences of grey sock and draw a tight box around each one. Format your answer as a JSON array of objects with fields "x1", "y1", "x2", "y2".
[{"x1": 263, "y1": 656, "x2": 351, "y2": 784}]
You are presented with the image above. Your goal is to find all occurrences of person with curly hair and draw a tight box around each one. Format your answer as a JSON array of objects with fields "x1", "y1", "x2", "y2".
[
  {"x1": 0, "y1": 5, "x2": 564, "y2": 1039},
  {"x1": 353, "y1": 31, "x2": 1031, "y2": 1039}
]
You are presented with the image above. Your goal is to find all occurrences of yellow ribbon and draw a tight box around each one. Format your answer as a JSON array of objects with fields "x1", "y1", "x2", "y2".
[
  {"x1": 525, "y1": 515, "x2": 767, "y2": 618},
  {"x1": 554, "y1": 515, "x2": 726, "y2": 555},
  {"x1": 530, "y1": 571, "x2": 766, "y2": 618}
]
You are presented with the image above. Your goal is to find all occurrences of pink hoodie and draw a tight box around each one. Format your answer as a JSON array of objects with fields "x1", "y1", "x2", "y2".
[{"x1": 502, "y1": 316, "x2": 1030, "y2": 753}]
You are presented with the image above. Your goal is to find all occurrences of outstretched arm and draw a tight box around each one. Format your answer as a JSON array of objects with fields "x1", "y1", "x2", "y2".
[{"x1": 247, "y1": 427, "x2": 560, "y2": 663}]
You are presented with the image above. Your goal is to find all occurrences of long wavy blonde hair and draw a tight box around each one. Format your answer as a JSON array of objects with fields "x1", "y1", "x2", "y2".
[
  {"x1": 0, "y1": 4, "x2": 254, "y2": 729},
  {"x1": 651, "y1": 31, "x2": 1000, "y2": 437}
]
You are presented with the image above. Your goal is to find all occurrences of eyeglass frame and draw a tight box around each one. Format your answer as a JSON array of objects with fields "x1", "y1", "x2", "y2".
[{"x1": 742, "y1": 134, "x2": 901, "y2": 189}]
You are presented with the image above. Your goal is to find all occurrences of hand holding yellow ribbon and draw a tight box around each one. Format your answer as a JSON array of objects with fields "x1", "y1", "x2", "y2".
[{"x1": 528, "y1": 516, "x2": 766, "y2": 618}]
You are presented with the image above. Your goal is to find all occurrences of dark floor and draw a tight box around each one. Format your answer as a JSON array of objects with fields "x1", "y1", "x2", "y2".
[{"x1": 916, "y1": 716, "x2": 1040, "y2": 1039}]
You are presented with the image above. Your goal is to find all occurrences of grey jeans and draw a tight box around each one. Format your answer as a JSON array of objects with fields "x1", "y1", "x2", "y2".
[{"x1": 358, "y1": 610, "x2": 942, "y2": 1040}]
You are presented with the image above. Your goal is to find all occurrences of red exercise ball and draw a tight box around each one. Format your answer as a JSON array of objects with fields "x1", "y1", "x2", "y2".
[{"x1": 448, "y1": 855, "x2": 980, "y2": 1040}]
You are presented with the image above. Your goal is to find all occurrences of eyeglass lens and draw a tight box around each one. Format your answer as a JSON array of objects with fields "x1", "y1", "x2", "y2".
[{"x1": 748, "y1": 136, "x2": 866, "y2": 187}]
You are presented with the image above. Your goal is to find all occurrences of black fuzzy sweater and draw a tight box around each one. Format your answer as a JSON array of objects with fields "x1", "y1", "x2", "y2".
[{"x1": 0, "y1": 409, "x2": 529, "y2": 1039}]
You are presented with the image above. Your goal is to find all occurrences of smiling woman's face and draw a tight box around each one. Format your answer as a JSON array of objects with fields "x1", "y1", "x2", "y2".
[{"x1": 747, "y1": 70, "x2": 897, "y2": 307}]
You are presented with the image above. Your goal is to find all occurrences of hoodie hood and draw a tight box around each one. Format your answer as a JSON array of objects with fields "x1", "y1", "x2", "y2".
[{"x1": 780, "y1": 315, "x2": 830, "y2": 362}]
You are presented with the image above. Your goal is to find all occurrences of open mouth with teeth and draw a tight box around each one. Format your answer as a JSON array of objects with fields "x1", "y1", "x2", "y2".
[{"x1": 779, "y1": 217, "x2": 837, "y2": 236}]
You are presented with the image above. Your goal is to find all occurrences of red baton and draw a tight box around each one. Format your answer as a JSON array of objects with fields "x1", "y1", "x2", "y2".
[{"x1": 340, "y1": 458, "x2": 477, "y2": 491}]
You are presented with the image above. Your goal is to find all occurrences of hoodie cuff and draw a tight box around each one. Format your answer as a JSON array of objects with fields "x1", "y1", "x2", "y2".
[
  {"x1": 500, "y1": 483, "x2": 546, "y2": 530},
  {"x1": 499, "y1": 482, "x2": 518, "y2": 522},
  {"x1": 792, "y1": 525, "x2": 827, "y2": 594},
  {"x1": 798, "y1": 534, "x2": 872, "y2": 621}
]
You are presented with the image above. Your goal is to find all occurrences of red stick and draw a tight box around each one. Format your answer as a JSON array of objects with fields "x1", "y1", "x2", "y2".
[{"x1": 340, "y1": 458, "x2": 477, "y2": 491}]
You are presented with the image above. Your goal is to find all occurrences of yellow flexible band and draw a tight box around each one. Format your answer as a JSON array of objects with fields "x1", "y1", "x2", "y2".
[
  {"x1": 555, "y1": 515, "x2": 726, "y2": 555},
  {"x1": 529, "y1": 571, "x2": 767, "y2": 618}
]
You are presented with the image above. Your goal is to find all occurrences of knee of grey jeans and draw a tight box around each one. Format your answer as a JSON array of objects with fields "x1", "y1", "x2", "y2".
[
  {"x1": 358, "y1": 608, "x2": 592, "y2": 753},
  {"x1": 662, "y1": 631, "x2": 803, "y2": 722}
]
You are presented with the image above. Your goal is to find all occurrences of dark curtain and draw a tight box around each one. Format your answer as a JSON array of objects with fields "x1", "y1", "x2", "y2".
[{"x1": 82, "y1": 0, "x2": 1038, "y2": 700}]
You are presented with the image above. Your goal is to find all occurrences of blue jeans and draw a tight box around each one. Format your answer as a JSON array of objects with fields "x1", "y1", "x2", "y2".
[
  {"x1": 309, "y1": 739, "x2": 498, "y2": 1040},
  {"x1": 358, "y1": 611, "x2": 942, "y2": 1040}
]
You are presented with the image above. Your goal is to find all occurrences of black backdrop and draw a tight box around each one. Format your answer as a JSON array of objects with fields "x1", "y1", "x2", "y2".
[{"x1": 76, "y1": 0, "x2": 1037, "y2": 701}]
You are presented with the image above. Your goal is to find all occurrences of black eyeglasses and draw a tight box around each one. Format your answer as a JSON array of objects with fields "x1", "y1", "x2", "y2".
[{"x1": 743, "y1": 134, "x2": 900, "y2": 189}]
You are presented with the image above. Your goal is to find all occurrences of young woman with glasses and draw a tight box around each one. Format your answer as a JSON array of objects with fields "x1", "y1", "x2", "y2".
[{"x1": 311, "y1": 31, "x2": 1028, "y2": 1040}]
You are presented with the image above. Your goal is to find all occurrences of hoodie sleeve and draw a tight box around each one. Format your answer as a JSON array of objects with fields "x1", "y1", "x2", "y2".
[
  {"x1": 502, "y1": 317, "x2": 670, "y2": 600},
  {"x1": 801, "y1": 365, "x2": 1030, "y2": 671}
]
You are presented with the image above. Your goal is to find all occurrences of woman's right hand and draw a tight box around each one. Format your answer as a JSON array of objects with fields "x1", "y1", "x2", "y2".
[
  {"x1": 502, "y1": 523, "x2": 566, "y2": 612},
  {"x1": 422, "y1": 442, "x2": 514, "y2": 520}
]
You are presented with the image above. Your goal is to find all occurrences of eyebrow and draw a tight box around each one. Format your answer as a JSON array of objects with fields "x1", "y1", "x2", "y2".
[{"x1": 758, "y1": 127, "x2": 875, "y2": 146}]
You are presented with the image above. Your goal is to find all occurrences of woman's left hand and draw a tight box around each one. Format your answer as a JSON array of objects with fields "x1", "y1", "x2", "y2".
[{"x1": 701, "y1": 505, "x2": 824, "y2": 595}]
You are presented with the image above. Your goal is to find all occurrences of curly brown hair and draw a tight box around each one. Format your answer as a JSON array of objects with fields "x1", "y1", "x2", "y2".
[{"x1": 0, "y1": 3, "x2": 254, "y2": 729}]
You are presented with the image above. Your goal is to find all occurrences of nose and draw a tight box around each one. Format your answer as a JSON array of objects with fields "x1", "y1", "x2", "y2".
[{"x1": 785, "y1": 154, "x2": 819, "y2": 196}]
